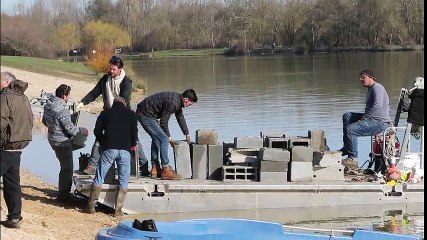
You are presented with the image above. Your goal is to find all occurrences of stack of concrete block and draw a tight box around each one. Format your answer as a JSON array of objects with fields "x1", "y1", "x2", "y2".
[
  {"x1": 191, "y1": 130, "x2": 223, "y2": 180},
  {"x1": 259, "y1": 148, "x2": 290, "y2": 182},
  {"x1": 312, "y1": 151, "x2": 344, "y2": 181}
]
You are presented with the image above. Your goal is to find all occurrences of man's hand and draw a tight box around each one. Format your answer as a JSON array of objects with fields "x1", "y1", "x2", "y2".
[
  {"x1": 185, "y1": 134, "x2": 191, "y2": 144},
  {"x1": 131, "y1": 145, "x2": 137, "y2": 151},
  {"x1": 169, "y1": 139, "x2": 179, "y2": 147},
  {"x1": 83, "y1": 127, "x2": 90, "y2": 136},
  {"x1": 75, "y1": 102, "x2": 84, "y2": 112}
]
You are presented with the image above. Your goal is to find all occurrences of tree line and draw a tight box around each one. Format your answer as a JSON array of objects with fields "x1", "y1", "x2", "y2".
[{"x1": 1, "y1": 0, "x2": 424, "y2": 58}]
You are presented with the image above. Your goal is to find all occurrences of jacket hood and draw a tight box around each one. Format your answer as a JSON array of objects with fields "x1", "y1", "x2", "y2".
[
  {"x1": 45, "y1": 95, "x2": 67, "y2": 112},
  {"x1": 7, "y1": 79, "x2": 29, "y2": 93}
]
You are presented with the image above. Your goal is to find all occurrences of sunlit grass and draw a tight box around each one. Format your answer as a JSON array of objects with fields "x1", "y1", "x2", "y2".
[{"x1": 0, "y1": 55, "x2": 99, "y2": 82}]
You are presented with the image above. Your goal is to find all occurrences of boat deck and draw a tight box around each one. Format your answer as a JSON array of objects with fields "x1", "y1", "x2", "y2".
[{"x1": 73, "y1": 173, "x2": 424, "y2": 214}]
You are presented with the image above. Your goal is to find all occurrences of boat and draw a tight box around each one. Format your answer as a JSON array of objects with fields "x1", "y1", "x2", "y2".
[
  {"x1": 72, "y1": 82, "x2": 424, "y2": 215},
  {"x1": 95, "y1": 218, "x2": 422, "y2": 240}
]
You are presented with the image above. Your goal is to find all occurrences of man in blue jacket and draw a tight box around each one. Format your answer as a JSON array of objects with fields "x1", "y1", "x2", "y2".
[{"x1": 86, "y1": 97, "x2": 138, "y2": 216}]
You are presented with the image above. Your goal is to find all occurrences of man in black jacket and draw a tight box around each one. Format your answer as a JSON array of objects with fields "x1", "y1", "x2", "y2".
[
  {"x1": 86, "y1": 97, "x2": 137, "y2": 217},
  {"x1": 136, "y1": 89, "x2": 198, "y2": 180},
  {"x1": 75, "y1": 56, "x2": 148, "y2": 175},
  {"x1": 0, "y1": 72, "x2": 33, "y2": 228}
]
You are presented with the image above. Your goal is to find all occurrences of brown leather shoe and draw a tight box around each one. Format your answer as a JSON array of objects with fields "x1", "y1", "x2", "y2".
[
  {"x1": 150, "y1": 164, "x2": 161, "y2": 179},
  {"x1": 161, "y1": 166, "x2": 182, "y2": 180}
]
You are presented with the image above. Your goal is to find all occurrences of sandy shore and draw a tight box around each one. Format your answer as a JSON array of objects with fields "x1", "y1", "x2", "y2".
[
  {"x1": 0, "y1": 66, "x2": 129, "y2": 239},
  {"x1": 0, "y1": 169, "x2": 119, "y2": 239}
]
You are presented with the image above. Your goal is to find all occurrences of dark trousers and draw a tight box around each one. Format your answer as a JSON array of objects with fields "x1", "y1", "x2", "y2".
[
  {"x1": 0, "y1": 150, "x2": 22, "y2": 220},
  {"x1": 51, "y1": 144, "x2": 73, "y2": 197}
]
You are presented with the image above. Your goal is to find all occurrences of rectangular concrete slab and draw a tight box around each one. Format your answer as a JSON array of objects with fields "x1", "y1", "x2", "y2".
[
  {"x1": 260, "y1": 160, "x2": 288, "y2": 172},
  {"x1": 234, "y1": 136, "x2": 263, "y2": 149},
  {"x1": 173, "y1": 141, "x2": 192, "y2": 179},
  {"x1": 191, "y1": 144, "x2": 208, "y2": 179},
  {"x1": 308, "y1": 130, "x2": 326, "y2": 152},
  {"x1": 290, "y1": 162, "x2": 313, "y2": 182},
  {"x1": 291, "y1": 146, "x2": 314, "y2": 162},
  {"x1": 208, "y1": 145, "x2": 223, "y2": 180},
  {"x1": 260, "y1": 171, "x2": 288, "y2": 183},
  {"x1": 259, "y1": 148, "x2": 290, "y2": 162},
  {"x1": 313, "y1": 165, "x2": 344, "y2": 181}
]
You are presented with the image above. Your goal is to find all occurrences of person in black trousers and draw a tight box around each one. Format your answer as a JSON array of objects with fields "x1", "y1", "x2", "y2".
[{"x1": 0, "y1": 72, "x2": 33, "y2": 229}]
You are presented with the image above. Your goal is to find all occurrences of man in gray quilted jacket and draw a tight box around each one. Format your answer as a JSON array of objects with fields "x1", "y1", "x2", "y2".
[{"x1": 43, "y1": 84, "x2": 89, "y2": 201}]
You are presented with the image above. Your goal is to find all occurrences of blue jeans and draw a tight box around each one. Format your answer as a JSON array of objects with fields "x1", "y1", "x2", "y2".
[
  {"x1": 137, "y1": 113, "x2": 171, "y2": 167},
  {"x1": 342, "y1": 112, "x2": 390, "y2": 158},
  {"x1": 88, "y1": 140, "x2": 147, "y2": 167},
  {"x1": 93, "y1": 149, "x2": 131, "y2": 189}
]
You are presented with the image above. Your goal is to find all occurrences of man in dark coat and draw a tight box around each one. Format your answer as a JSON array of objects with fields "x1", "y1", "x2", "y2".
[
  {"x1": 0, "y1": 72, "x2": 33, "y2": 229},
  {"x1": 86, "y1": 97, "x2": 138, "y2": 217}
]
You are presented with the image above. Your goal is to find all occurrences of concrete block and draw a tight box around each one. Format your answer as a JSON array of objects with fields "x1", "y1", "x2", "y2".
[
  {"x1": 313, "y1": 165, "x2": 344, "y2": 181},
  {"x1": 222, "y1": 165, "x2": 258, "y2": 181},
  {"x1": 317, "y1": 151, "x2": 342, "y2": 167},
  {"x1": 265, "y1": 137, "x2": 288, "y2": 148},
  {"x1": 234, "y1": 136, "x2": 263, "y2": 149},
  {"x1": 291, "y1": 146, "x2": 313, "y2": 162},
  {"x1": 260, "y1": 172, "x2": 288, "y2": 183},
  {"x1": 208, "y1": 145, "x2": 223, "y2": 180},
  {"x1": 259, "y1": 148, "x2": 290, "y2": 162},
  {"x1": 173, "y1": 141, "x2": 192, "y2": 179},
  {"x1": 289, "y1": 137, "x2": 311, "y2": 148},
  {"x1": 227, "y1": 148, "x2": 259, "y2": 165},
  {"x1": 308, "y1": 130, "x2": 326, "y2": 152},
  {"x1": 196, "y1": 129, "x2": 219, "y2": 145},
  {"x1": 260, "y1": 131, "x2": 287, "y2": 139},
  {"x1": 191, "y1": 144, "x2": 208, "y2": 179},
  {"x1": 223, "y1": 142, "x2": 235, "y2": 156},
  {"x1": 260, "y1": 160, "x2": 288, "y2": 172},
  {"x1": 289, "y1": 162, "x2": 313, "y2": 182}
]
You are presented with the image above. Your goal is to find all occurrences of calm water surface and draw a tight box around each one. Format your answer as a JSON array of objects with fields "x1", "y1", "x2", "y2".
[{"x1": 22, "y1": 51, "x2": 424, "y2": 236}]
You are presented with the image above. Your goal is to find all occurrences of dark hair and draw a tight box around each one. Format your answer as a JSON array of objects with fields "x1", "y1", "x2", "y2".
[
  {"x1": 182, "y1": 89, "x2": 198, "y2": 102},
  {"x1": 360, "y1": 69, "x2": 376, "y2": 80},
  {"x1": 55, "y1": 84, "x2": 71, "y2": 98},
  {"x1": 109, "y1": 56, "x2": 124, "y2": 68}
]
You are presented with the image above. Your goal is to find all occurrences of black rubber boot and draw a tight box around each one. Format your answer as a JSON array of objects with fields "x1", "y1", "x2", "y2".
[
  {"x1": 114, "y1": 188, "x2": 128, "y2": 217},
  {"x1": 86, "y1": 186, "x2": 101, "y2": 214}
]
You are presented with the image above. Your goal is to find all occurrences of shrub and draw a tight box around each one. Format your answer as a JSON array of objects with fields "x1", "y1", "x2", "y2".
[{"x1": 86, "y1": 47, "x2": 113, "y2": 74}]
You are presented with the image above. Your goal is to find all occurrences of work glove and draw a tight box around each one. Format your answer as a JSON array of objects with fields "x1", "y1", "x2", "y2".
[{"x1": 75, "y1": 102, "x2": 84, "y2": 112}]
